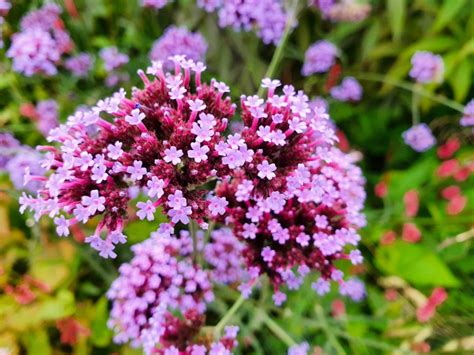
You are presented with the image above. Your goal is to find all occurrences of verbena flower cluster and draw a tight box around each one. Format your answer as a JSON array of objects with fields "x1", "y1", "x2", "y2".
[
  {"x1": 150, "y1": 26, "x2": 208, "y2": 71},
  {"x1": 107, "y1": 232, "x2": 238, "y2": 354},
  {"x1": 1, "y1": 133, "x2": 45, "y2": 192},
  {"x1": 302, "y1": 40, "x2": 338, "y2": 76},
  {"x1": 99, "y1": 46, "x2": 130, "y2": 87},
  {"x1": 19, "y1": 57, "x2": 235, "y2": 258},
  {"x1": 409, "y1": 51, "x2": 444, "y2": 84},
  {"x1": 7, "y1": 4, "x2": 73, "y2": 76},
  {"x1": 35, "y1": 100, "x2": 60, "y2": 137},
  {"x1": 65, "y1": 53, "x2": 93, "y2": 77},
  {"x1": 141, "y1": 0, "x2": 170, "y2": 9},
  {"x1": 330, "y1": 77, "x2": 363, "y2": 102},
  {"x1": 215, "y1": 143, "x2": 366, "y2": 304},
  {"x1": 311, "y1": 0, "x2": 371, "y2": 22},
  {"x1": 402, "y1": 123, "x2": 436, "y2": 152}
]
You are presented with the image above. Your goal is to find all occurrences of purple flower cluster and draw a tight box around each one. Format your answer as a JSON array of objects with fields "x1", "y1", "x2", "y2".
[
  {"x1": 0, "y1": 132, "x2": 20, "y2": 169},
  {"x1": 409, "y1": 51, "x2": 444, "y2": 84},
  {"x1": 288, "y1": 342, "x2": 310, "y2": 355},
  {"x1": 200, "y1": 0, "x2": 288, "y2": 45},
  {"x1": 19, "y1": 57, "x2": 235, "y2": 258},
  {"x1": 36, "y1": 100, "x2": 59, "y2": 137},
  {"x1": 302, "y1": 40, "x2": 338, "y2": 76},
  {"x1": 402, "y1": 123, "x2": 436, "y2": 152},
  {"x1": 311, "y1": 0, "x2": 371, "y2": 22},
  {"x1": 150, "y1": 26, "x2": 208, "y2": 71},
  {"x1": 205, "y1": 227, "x2": 246, "y2": 284},
  {"x1": 65, "y1": 53, "x2": 93, "y2": 77},
  {"x1": 1, "y1": 133, "x2": 45, "y2": 192},
  {"x1": 460, "y1": 99, "x2": 474, "y2": 127},
  {"x1": 100, "y1": 46, "x2": 130, "y2": 87},
  {"x1": 216, "y1": 124, "x2": 366, "y2": 304},
  {"x1": 107, "y1": 234, "x2": 213, "y2": 350},
  {"x1": 330, "y1": 77, "x2": 363, "y2": 102},
  {"x1": 7, "y1": 4, "x2": 72, "y2": 76},
  {"x1": 141, "y1": 0, "x2": 170, "y2": 9}
]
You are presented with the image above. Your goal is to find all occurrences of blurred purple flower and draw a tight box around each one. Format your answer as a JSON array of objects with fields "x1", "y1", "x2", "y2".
[
  {"x1": 7, "y1": 4, "x2": 72, "y2": 76},
  {"x1": 302, "y1": 40, "x2": 338, "y2": 76},
  {"x1": 36, "y1": 100, "x2": 59, "y2": 136},
  {"x1": 65, "y1": 53, "x2": 93, "y2": 77},
  {"x1": 330, "y1": 77, "x2": 363, "y2": 102},
  {"x1": 150, "y1": 26, "x2": 208, "y2": 70},
  {"x1": 6, "y1": 148, "x2": 45, "y2": 192},
  {"x1": 0, "y1": 133, "x2": 20, "y2": 170},
  {"x1": 460, "y1": 99, "x2": 474, "y2": 127},
  {"x1": 402, "y1": 123, "x2": 436, "y2": 152},
  {"x1": 409, "y1": 51, "x2": 444, "y2": 84},
  {"x1": 141, "y1": 0, "x2": 169, "y2": 9},
  {"x1": 99, "y1": 46, "x2": 129, "y2": 72}
]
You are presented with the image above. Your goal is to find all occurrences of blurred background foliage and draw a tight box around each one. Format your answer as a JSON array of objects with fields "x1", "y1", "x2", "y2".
[{"x1": 0, "y1": 0, "x2": 473, "y2": 354}]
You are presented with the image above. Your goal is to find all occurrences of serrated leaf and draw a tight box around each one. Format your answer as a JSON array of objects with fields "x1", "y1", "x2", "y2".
[
  {"x1": 432, "y1": 0, "x2": 468, "y2": 33},
  {"x1": 387, "y1": 0, "x2": 406, "y2": 41},
  {"x1": 375, "y1": 241, "x2": 460, "y2": 287}
]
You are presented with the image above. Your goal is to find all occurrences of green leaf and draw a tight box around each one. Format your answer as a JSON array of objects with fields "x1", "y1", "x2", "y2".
[
  {"x1": 375, "y1": 241, "x2": 460, "y2": 287},
  {"x1": 91, "y1": 296, "x2": 113, "y2": 347},
  {"x1": 22, "y1": 329, "x2": 51, "y2": 355},
  {"x1": 387, "y1": 0, "x2": 406, "y2": 41},
  {"x1": 449, "y1": 59, "x2": 471, "y2": 102},
  {"x1": 432, "y1": 0, "x2": 468, "y2": 33}
]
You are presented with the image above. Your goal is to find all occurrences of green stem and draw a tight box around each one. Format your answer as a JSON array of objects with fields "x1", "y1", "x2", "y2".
[
  {"x1": 260, "y1": 311, "x2": 297, "y2": 347},
  {"x1": 213, "y1": 294, "x2": 246, "y2": 337},
  {"x1": 352, "y1": 72, "x2": 464, "y2": 113},
  {"x1": 257, "y1": 0, "x2": 301, "y2": 96},
  {"x1": 189, "y1": 219, "x2": 199, "y2": 265},
  {"x1": 76, "y1": 245, "x2": 116, "y2": 285},
  {"x1": 315, "y1": 305, "x2": 346, "y2": 355},
  {"x1": 411, "y1": 85, "x2": 420, "y2": 125}
]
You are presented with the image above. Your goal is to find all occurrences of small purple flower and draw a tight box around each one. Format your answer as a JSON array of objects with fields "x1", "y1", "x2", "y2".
[
  {"x1": 187, "y1": 142, "x2": 209, "y2": 163},
  {"x1": 208, "y1": 196, "x2": 228, "y2": 216},
  {"x1": 302, "y1": 40, "x2": 338, "y2": 76},
  {"x1": 402, "y1": 123, "x2": 436, "y2": 152},
  {"x1": 6, "y1": 148, "x2": 45, "y2": 192},
  {"x1": 0, "y1": 133, "x2": 21, "y2": 169},
  {"x1": 99, "y1": 46, "x2": 129, "y2": 72},
  {"x1": 288, "y1": 342, "x2": 309, "y2": 355},
  {"x1": 409, "y1": 51, "x2": 444, "y2": 84},
  {"x1": 141, "y1": 0, "x2": 169, "y2": 9},
  {"x1": 136, "y1": 200, "x2": 156, "y2": 221},
  {"x1": 257, "y1": 160, "x2": 277, "y2": 180},
  {"x1": 65, "y1": 53, "x2": 93, "y2": 77},
  {"x1": 460, "y1": 99, "x2": 474, "y2": 127},
  {"x1": 339, "y1": 278, "x2": 366, "y2": 302},
  {"x1": 82, "y1": 190, "x2": 106, "y2": 215},
  {"x1": 330, "y1": 77, "x2": 363, "y2": 102},
  {"x1": 150, "y1": 26, "x2": 208, "y2": 71},
  {"x1": 163, "y1": 146, "x2": 184, "y2": 165},
  {"x1": 36, "y1": 100, "x2": 59, "y2": 136},
  {"x1": 54, "y1": 215, "x2": 70, "y2": 237}
]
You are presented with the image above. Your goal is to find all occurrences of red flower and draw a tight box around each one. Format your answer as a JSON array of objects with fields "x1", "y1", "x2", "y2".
[
  {"x1": 437, "y1": 137, "x2": 460, "y2": 160},
  {"x1": 437, "y1": 159, "x2": 459, "y2": 178},
  {"x1": 446, "y1": 195, "x2": 467, "y2": 215},
  {"x1": 56, "y1": 318, "x2": 90, "y2": 345},
  {"x1": 374, "y1": 181, "x2": 388, "y2": 198}
]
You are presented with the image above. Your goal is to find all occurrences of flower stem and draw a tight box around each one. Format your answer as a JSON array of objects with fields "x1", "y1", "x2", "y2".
[
  {"x1": 352, "y1": 72, "x2": 464, "y2": 113},
  {"x1": 315, "y1": 305, "x2": 346, "y2": 355},
  {"x1": 411, "y1": 85, "x2": 420, "y2": 125},
  {"x1": 259, "y1": 310, "x2": 297, "y2": 347},
  {"x1": 189, "y1": 219, "x2": 199, "y2": 265},
  {"x1": 257, "y1": 0, "x2": 302, "y2": 96},
  {"x1": 213, "y1": 294, "x2": 246, "y2": 337}
]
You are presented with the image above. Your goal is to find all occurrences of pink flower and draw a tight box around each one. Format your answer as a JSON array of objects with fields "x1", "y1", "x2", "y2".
[
  {"x1": 187, "y1": 142, "x2": 209, "y2": 163},
  {"x1": 136, "y1": 200, "x2": 156, "y2": 221},
  {"x1": 81, "y1": 190, "x2": 105, "y2": 215},
  {"x1": 163, "y1": 146, "x2": 183, "y2": 165},
  {"x1": 257, "y1": 160, "x2": 276, "y2": 180}
]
